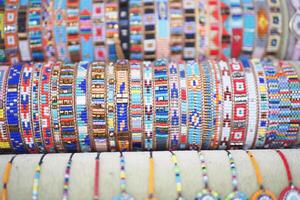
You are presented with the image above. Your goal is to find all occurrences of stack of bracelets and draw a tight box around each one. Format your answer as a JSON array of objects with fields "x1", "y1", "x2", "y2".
[
  {"x1": 0, "y1": 59, "x2": 299, "y2": 153},
  {"x1": 0, "y1": 0, "x2": 299, "y2": 63}
]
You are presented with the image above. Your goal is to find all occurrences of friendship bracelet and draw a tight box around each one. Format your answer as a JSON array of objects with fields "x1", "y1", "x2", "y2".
[
  {"x1": 276, "y1": 150, "x2": 300, "y2": 200},
  {"x1": 287, "y1": 0, "x2": 300, "y2": 60},
  {"x1": 119, "y1": 0, "x2": 130, "y2": 59},
  {"x1": 6, "y1": 63, "x2": 26, "y2": 153},
  {"x1": 32, "y1": 154, "x2": 47, "y2": 200},
  {"x1": 225, "y1": 151, "x2": 248, "y2": 200},
  {"x1": 115, "y1": 60, "x2": 130, "y2": 151},
  {"x1": 155, "y1": 0, "x2": 170, "y2": 58},
  {"x1": 18, "y1": 5, "x2": 31, "y2": 61},
  {"x1": 50, "y1": 62, "x2": 64, "y2": 152},
  {"x1": 197, "y1": 0, "x2": 208, "y2": 61},
  {"x1": 219, "y1": 61, "x2": 233, "y2": 149},
  {"x1": 62, "y1": 153, "x2": 75, "y2": 200},
  {"x1": 76, "y1": 61, "x2": 90, "y2": 152},
  {"x1": 28, "y1": 0, "x2": 45, "y2": 62},
  {"x1": 0, "y1": 7, "x2": 6, "y2": 62},
  {"x1": 229, "y1": 59, "x2": 248, "y2": 148},
  {"x1": 241, "y1": 58, "x2": 258, "y2": 149},
  {"x1": 4, "y1": 0, "x2": 20, "y2": 63},
  {"x1": 195, "y1": 151, "x2": 220, "y2": 200},
  {"x1": 106, "y1": 62, "x2": 117, "y2": 151},
  {"x1": 40, "y1": 63, "x2": 55, "y2": 153},
  {"x1": 79, "y1": 0, "x2": 94, "y2": 62},
  {"x1": 92, "y1": 0, "x2": 106, "y2": 61},
  {"x1": 187, "y1": 61, "x2": 202, "y2": 149},
  {"x1": 32, "y1": 63, "x2": 44, "y2": 153},
  {"x1": 2, "y1": 155, "x2": 16, "y2": 200},
  {"x1": 42, "y1": 0, "x2": 56, "y2": 62},
  {"x1": 169, "y1": 0, "x2": 183, "y2": 61},
  {"x1": 20, "y1": 63, "x2": 36, "y2": 153},
  {"x1": 169, "y1": 62, "x2": 180, "y2": 150},
  {"x1": 58, "y1": 63, "x2": 79, "y2": 152},
  {"x1": 170, "y1": 151, "x2": 185, "y2": 200},
  {"x1": 0, "y1": 66, "x2": 10, "y2": 151},
  {"x1": 178, "y1": 62, "x2": 188, "y2": 150},
  {"x1": 153, "y1": 59, "x2": 169, "y2": 150},
  {"x1": 247, "y1": 151, "x2": 276, "y2": 200},
  {"x1": 89, "y1": 62, "x2": 108, "y2": 152},
  {"x1": 129, "y1": 0, "x2": 143, "y2": 60},
  {"x1": 113, "y1": 152, "x2": 134, "y2": 200},
  {"x1": 93, "y1": 153, "x2": 101, "y2": 200},
  {"x1": 241, "y1": 0, "x2": 255, "y2": 57},
  {"x1": 183, "y1": 0, "x2": 196, "y2": 60},
  {"x1": 251, "y1": 59, "x2": 268, "y2": 148},
  {"x1": 230, "y1": 0, "x2": 243, "y2": 58},
  {"x1": 66, "y1": 0, "x2": 81, "y2": 63},
  {"x1": 220, "y1": 0, "x2": 232, "y2": 60},
  {"x1": 201, "y1": 61, "x2": 214, "y2": 149},
  {"x1": 54, "y1": 0, "x2": 70, "y2": 63},
  {"x1": 105, "y1": 0, "x2": 119, "y2": 62},
  {"x1": 129, "y1": 61, "x2": 143, "y2": 150},
  {"x1": 146, "y1": 151, "x2": 156, "y2": 200},
  {"x1": 143, "y1": 61, "x2": 154, "y2": 150},
  {"x1": 252, "y1": 0, "x2": 269, "y2": 58},
  {"x1": 207, "y1": 0, "x2": 221, "y2": 59},
  {"x1": 143, "y1": 0, "x2": 156, "y2": 61}
]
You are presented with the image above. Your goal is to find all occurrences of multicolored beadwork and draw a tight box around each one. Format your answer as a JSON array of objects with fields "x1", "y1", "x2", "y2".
[
  {"x1": 32, "y1": 154, "x2": 47, "y2": 200},
  {"x1": 170, "y1": 151, "x2": 185, "y2": 200},
  {"x1": 62, "y1": 153, "x2": 75, "y2": 200}
]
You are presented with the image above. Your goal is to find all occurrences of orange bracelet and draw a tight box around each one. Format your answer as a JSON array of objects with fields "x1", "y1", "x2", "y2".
[{"x1": 2, "y1": 155, "x2": 16, "y2": 200}]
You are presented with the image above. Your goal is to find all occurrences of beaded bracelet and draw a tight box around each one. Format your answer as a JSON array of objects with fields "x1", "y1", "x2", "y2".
[
  {"x1": 32, "y1": 154, "x2": 47, "y2": 200},
  {"x1": 251, "y1": 59, "x2": 268, "y2": 148},
  {"x1": 20, "y1": 63, "x2": 36, "y2": 153},
  {"x1": 156, "y1": 0, "x2": 170, "y2": 58},
  {"x1": 229, "y1": 59, "x2": 248, "y2": 148},
  {"x1": 143, "y1": 61, "x2": 154, "y2": 150},
  {"x1": 143, "y1": 0, "x2": 156, "y2": 61},
  {"x1": 2, "y1": 155, "x2": 16, "y2": 200},
  {"x1": 276, "y1": 150, "x2": 300, "y2": 200},
  {"x1": 225, "y1": 151, "x2": 248, "y2": 200},
  {"x1": 169, "y1": 0, "x2": 183, "y2": 61},
  {"x1": 0, "y1": 7, "x2": 6, "y2": 62},
  {"x1": 32, "y1": 63, "x2": 44, "y2": 153},
  {"x1": 0, "y1": 66, "x2": 10, "y2": 152},
  {"x1": 153, "y1": 59, "x2": 169, "y2": 150},
  {"x1": 207, "y1": 0, "x2": 221, "y2": 59},
  {"x1": 187, "y1": 61, "x2": 202, "y2": 149},
  {"x1": 218, "y1": 61, "x2": 232, "y2": 149},
  {"x1": 169, "y1": 62, "x2": 180, "y2": 150},
  {"x1": 76, "y1": 61, "x2": 90, "y2": 152},
  {"x1": 92, "y1": 0, "x2": 106, "y2": 61},
  {"x1": 28, "y1": 0, "x2": 45, "y2": 62},
  {"x1": 54, "y1": 0, "x2": 70, "y2": 63},
  {"x1": 50, "y1": 62, "x2": 64, "y2": 152},
  {"x1": 79, "y1": 0, "x2": 94, "y2": 62},
  {"x1": 6, "y1": 63, "x2": 27, "y2": 153},
  {"x1": 241, "y1": 58, "x2": 258, "y2": 149},
  {"x1": 115, "y1": 60, "x2": 130, "y2": 151},
  {"x1": 146, "y1": 151, "x2": 157, "y2": 200},
  {"x1": 58, "y1": 63, "x2": 79, "y2": 152},
  {"x1": 4, "y1": 0, "x2": 20, "y2": 63},
  {"x1": 40, "y1": 63, "x2": 55, "y2": 153},
  {"x1": 129, "y1": 0, "x2": 143, "y2": 60},
  {"x1": 119, "y1": 0, "x2": 130, "y2": 59},
  {"x1": 89, "y1": 62, "x2": 108, "y2": 152},
  {"x1": 195, "y1": 151, "x2": 220, "y2": 200},
  {"x1": 247, "y1": 151, "x2": 276, "y2": 200},
  {"x1": 94, "y1": 153, "x2": 101, "y2": 200},
  {"x1": 230, "y1": 0, "x2": 243, "y2": 58},
  {"x1": 66, "y1": 0, "x2": 81, "y2": 63},
  {"x1": 197, "y1": 0, "x2": 208, "y2": 61},
  {"x1": 220, "y1": 0, "x2": 232, "y2": 60},
  {"x1": 178, "y1": 62, "x2": 188, "y2": 150},
  {"x1": 170, "y1": 151, "x2": 185, "y2": 200},
  {"x1": 201, "y1": 61, "x2": 214, "y2": 149},
  {"x1": 113, "y1": 152, "x2": 134, "y2": 200},
  {"x1": 106, "y1": 62, "x2": 117, "y2": 151},
  {"x1": 183, "y1": 0, "x2": 196, "y2": 60},
  {"x1": 62, "y1": 153, "x2": 75, "y2": 200},
  {"x1": 129, "y1": 61, "x2": 143, "y2": 150},
  {"x1": 105, "y1": 0, "x2": 119, "y2": 62},
  {"x1": 18, "y1": 5, "x2": 31, "y2": 61}
]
